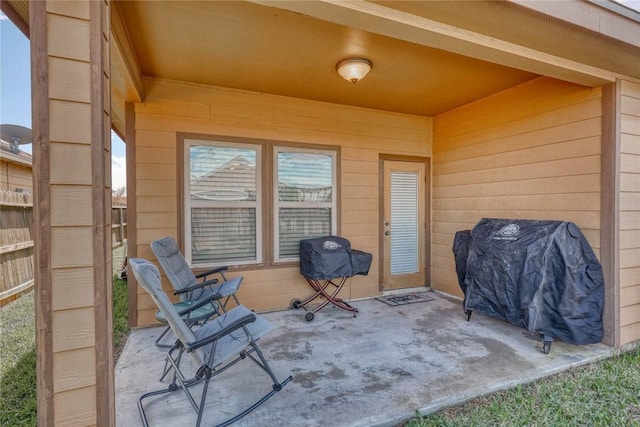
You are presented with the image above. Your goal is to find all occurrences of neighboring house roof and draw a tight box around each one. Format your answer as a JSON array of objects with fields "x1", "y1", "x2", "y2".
[{"x1": 0, "y1": 140, "x2": 32, "y2": 168}]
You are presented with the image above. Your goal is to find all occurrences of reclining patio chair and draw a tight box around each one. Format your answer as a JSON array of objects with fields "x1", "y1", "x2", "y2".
[
  {"x1": 150, "y1": 236, "x2": 243, "y2": 347},
  {"x1": 129, "y1": 258, "x2": 292, "y2": 427}
]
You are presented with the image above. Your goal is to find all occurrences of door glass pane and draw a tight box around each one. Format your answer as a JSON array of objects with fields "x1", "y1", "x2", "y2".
[{"x1": 390, "y1": 171, "x2": 419, "y2": 274}]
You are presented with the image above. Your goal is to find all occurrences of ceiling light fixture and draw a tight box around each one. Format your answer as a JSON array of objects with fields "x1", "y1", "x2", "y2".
[{"x1": 336, "y1": 58, "x2": 372, "y2": 83}]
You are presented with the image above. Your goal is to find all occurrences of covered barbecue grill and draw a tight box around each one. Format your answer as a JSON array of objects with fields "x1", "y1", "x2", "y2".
[
  {"x1": 453, "y1": 218, "x2": 604, "y2": 354},
  {"x1": 292, "y1": 236, "x2": 372, "y2": 321}
]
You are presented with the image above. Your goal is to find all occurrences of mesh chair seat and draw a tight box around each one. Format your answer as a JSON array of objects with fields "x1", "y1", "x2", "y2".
[
  {"x1": 154, "y1": 301, "x2": 218, "y2": 325},
  {"x1": 128, "y1": 258, "x2": 291, "y2": 427}
]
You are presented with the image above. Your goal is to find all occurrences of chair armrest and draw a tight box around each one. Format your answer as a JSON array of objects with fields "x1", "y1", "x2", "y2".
[
  {"x1": 195, "y1": 266, "x2": 229, "y2": 279},
  {"x1": 189, "y1": 313, "x2": 256, "y2": 350},
  {"x1": 174, "y1": 278, "x2": 219, "y2": 295},
  {"x1": 175, "y1": 293, "x2": 222, "y2": 317}
]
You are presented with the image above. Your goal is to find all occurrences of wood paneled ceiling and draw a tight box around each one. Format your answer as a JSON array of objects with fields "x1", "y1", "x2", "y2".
[{"x1": 118, "y1": 1, "x2": 537, "y2": 117}]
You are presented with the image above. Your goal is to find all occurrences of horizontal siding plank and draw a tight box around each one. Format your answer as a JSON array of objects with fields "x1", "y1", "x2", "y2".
[
  {"x1": 621, "y1": 80, "x2": 640, "y2": 99},
  {"x1": 136, "y1": 163, "x2": 177, "y2": 181},
  {"x1": 136, "y1": 180, "x2": 177, "y2": 197},
  {"x1": 135, "y1": 130, "x2": 177, "y2": 148},
  {"x1": 621, "y1": 95, "x2": 640, "y2": 116},
  {"x1": 52, "y1": 307, "x2": 95, "y2": 353},
  {"x1": 50, "y1": 186, "x2": 92, "y2": 226},
  {"x1": 621, "y1": 230, "x2": 640, "y2": 250},
  {"x1": 136, "y1": 147, "x2": 176, "y2": 164},
  {"x1": 49, "y1": 100, "x2": 91, "y2": 144},
  {"x1": 433, "y1": 193, "x2": 600, "y2": 212},
  {"x1": 434, "y1": 156, "x2": 600, "y2": 188},
  {"x1": 51, "y1": 227, "x2": 93, "y2": 268},
  {"x1": 435, "y1": 99, "x2": 601, "y2": 154},
  {"x1": 621, "y1": 211, "x2": 640, "y2": 230},
  {"x1": 433, "y1": 210, "x2": 600, "y2": 230},
  {"x1": 136, "y1": 97, "x2": 210, "y2": 119},
  {"x1": 621, "y1": 248, "x2": 640, "y2": 269},
  {"x1": 434, "y1": 174, "x2": 600, "y2": 199},
  {"x1": 342, "y1": 159, "x2": 378, "y2": 174},
  {"x1": 49, "y1": 143, "x2": 92, "y2": 185},
  {"x1": 436, "y1": 117, "x2": 600, "y2": 163},
  {"x1": 48, "y1": 57, "x2": 91, "y2": 103},
  {"x1": 136, "y1": 228, "x2": 176, "y2": 245},
  {"x1": 436, "y1": 137, "x2": 600, "y2": 176},
  {"x1": 621, "y1": 285, "x2": 640, "y2": 308},
  {"x1": 135, "y1": 212, "x2": 177, "y2": 229},
  {"x1": 619, "y1": 173, "x2": 640, "y2": 192},
  {"x1": 621, "y1": 154, "x2": 640, "y2": 173},
  {"x1": 51, "y1": 267, "x2": 94, "y2": 311},
  {"x1": 620, "y1": 305, "x2": 640, "y2": 327},
  {"x1": 341, "y1": 172, "x2": 378, "y2": 187},
  {"x1": 622, "y1": 113, "x2": 640, "y2": 136},
  {"x1": 621, "y1": 133, "x2": 640, "y2": 155},
  {"x1": 620, "y1": 322, "x2": 640, "y2": 346},
  {"x1": 47, "y1": 13, "x2": 90, "y2": 62},
  {"x1": 53, "y1": 386, "x2": 96, "y2": 427},
  {"x1": 434, "y1": 78, "x2": 601, "y2": 134},
  {"x1": 136, "y1": 196, "x2": 177, "y2": 213},
  {"x1": 46, "y1": 0, "x2": 90, "y2": 19},
  {"x1": 53, "y1": 347, "x2": 96, "y2": 393},
  {"x1": 621, "y1": 192, "x2": 640, "y2": 211},
  {"x1": 341, "y1": 185, "x2": 378, "y2": 200},
  {"x1": 621, "y1": 267, "x2": 640, "y2": 288},
  {"x1": 341, "y1": 147, "x2": 381, "y2": 162}
]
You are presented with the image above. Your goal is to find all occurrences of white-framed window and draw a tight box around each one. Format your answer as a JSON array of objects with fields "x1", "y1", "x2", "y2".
[
  {"x1": 274, "y1": 146, "x2": 337, "y2": 262},
  {"x1": 184, "y1": 139, "x2": 262, "y2": 267}
]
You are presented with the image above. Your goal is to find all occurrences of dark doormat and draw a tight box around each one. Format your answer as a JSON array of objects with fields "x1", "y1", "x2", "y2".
[{"x1": 376, "y1": 293, "x2": 435, "y2": 307}]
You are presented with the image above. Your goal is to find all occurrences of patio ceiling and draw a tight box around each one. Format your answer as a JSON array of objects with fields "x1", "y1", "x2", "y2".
[
  {"x1": 114, "y1": 0, "x2": 538, "y2": 119},
  {"x1": 106, "y1": 0, "x2": 640, "y2": 138}
]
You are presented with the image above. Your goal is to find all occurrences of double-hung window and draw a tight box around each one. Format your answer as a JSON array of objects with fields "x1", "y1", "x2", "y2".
[
  {"x1": 274, "y1": 147, "x2": 337, "y2": 262},
  {"x1": 183, "y1": 136, "x2": 337, "y2": 267},
  {"x1": 185, "y1": 139, "x2": 262, "y2": 267}
]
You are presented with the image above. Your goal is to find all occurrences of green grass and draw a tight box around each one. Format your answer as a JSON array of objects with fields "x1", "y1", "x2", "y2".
[
  {"x1": 404, "y1": 347, "x2": 640, "y2": 427},
  {"x1": 0, "y1": 275, "x2": 129, "y2": 426},
  {"x1": 113, "y1": 276, "x2": 130, "y2": 359},
  {"x1": 0, "y1": 292, "x2": 37, "y2": 426}
]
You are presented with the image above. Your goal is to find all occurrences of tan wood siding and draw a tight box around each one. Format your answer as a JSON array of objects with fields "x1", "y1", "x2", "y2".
[
  {"x1": 133, "y1": 78, "x2": 431, "y2": 325},
  {"x1": 32, "y1": 1, "x2": 112, "y2": 424},
  {"x1": 0, "y1": 161, "x2": 32, "y2": 192},
  {"x1": 432, "y1": 77, "x2": 602, "y2": 297},
  {"x1": 620, "y1": 79, "x2": 640, "y2": 345}
]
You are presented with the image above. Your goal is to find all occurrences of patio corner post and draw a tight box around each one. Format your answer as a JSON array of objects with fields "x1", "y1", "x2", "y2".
[
  {"x1": 30, "y1": 0, "x2": 115, "y2": 425},
  {"x1": 601, "y1": 82, "x2": 621, "y2": 348}
]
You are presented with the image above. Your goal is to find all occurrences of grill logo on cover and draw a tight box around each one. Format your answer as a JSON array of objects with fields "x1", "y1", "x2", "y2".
[
  {"x1": 323, "y1": 240, "x2": 341, "y2": 250},
  {"x1": 493, "y1": 224, "x2": 520, "y2": 241}
]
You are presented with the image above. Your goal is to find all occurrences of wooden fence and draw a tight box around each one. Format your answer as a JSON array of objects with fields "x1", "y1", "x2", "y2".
[{"x1": 0, "y1": 190, "x2": 127, "y2": 305}]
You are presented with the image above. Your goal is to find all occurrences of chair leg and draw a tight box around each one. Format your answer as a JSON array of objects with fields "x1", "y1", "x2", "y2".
[{"x1": 154, "y1": 325, "x2": 174, "y2": 348}]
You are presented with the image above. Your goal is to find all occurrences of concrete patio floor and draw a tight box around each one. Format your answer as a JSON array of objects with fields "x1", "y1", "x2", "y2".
[{"x1": 115, "y1": 290, "x2": 613, "y2": 427}]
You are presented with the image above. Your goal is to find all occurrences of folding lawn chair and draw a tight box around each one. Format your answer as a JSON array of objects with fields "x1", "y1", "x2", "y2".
[
  {"x1": 128, "y1": 258, "x2": 292, "y2": 427},
  {"x1": 150, "y1": 236, "x2": 243, "y2": 347}
]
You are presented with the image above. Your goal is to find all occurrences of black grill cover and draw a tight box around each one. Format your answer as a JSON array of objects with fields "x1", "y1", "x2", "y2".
[
  {"x1": 300, "y1": 236, "x2": 372, "y2": 280},
  {"x1": 453, "y1": 218, "x2": 604, "y2": 345}
]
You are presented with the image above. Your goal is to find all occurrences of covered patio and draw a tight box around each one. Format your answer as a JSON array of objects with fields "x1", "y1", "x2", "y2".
[
  {"x1": 1, "y1": 0, "x2": 637, "y2": 424},
  {"x1": 115, "y1": 291, "x2": 613, "y2": 426}
]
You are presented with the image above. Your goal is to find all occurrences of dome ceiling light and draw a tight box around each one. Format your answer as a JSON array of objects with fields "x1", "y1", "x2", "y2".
[{"x1": 336, "y1": 58, "x2": 372, "y2": 83}]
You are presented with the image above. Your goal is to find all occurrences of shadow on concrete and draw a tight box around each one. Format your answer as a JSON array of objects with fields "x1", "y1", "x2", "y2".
[{"x1": 115, "y1": 290, "x2": 612, "y2": 426}]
